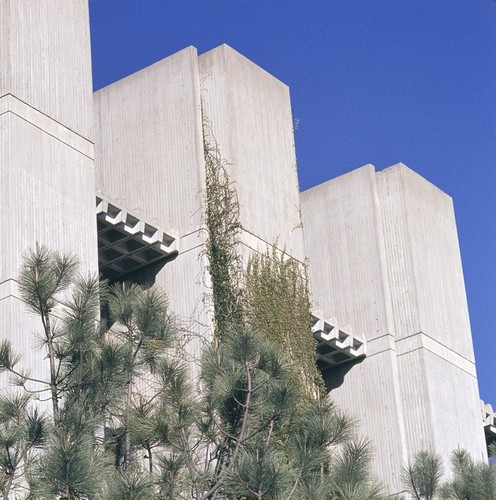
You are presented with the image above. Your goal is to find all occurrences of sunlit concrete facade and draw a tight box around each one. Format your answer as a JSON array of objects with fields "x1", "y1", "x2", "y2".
[
  {"x1": 301, "y1": 164, "x2": 487, "y2": 494},
  {"x1": 0, "y1": 0, "x2": 98, "y2": 384},
  {"x1": 93, "y1": 43, "x2": 304, "y2": 375},
  {"x1": 0, "y1": 2, "x2": 487, "y2": 496}
]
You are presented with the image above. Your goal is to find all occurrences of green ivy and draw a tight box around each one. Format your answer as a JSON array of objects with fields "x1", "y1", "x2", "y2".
[
  {"x1": 202, "y1": 115, "x2": 243, "y2": 342},
  {"x1": 202, "y1": 111, "x2": 321, "y2": 391}
]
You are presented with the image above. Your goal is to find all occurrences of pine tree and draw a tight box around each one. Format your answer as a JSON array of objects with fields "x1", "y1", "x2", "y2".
[
  {"x1": 199, "y1": 328, "x2": 384, "y2": 499},
  {"x1": 0, "y1": 246, "x2": 386, "y2": 499},
  {"x1": 0, "y1": 393, "x2": 45, "y2": 498},
  {"x1": 0, "y1": 245, "x2": 111, "y2": 498},
  {"x1": 438, "y1": 448, "x2": 496, "y2": 500},
  {"x1": 402, "y1": 450, "x2": 443, "y2": 500},
  {"x1": 403, "y1": 448, "x2": 496, "y2": 500},
  {"x1": 200, "y1": 328, "x2": 298, "y2": 498},
  {"x1": 0, "y1": 246, "x2": 183, "y2": 498}
]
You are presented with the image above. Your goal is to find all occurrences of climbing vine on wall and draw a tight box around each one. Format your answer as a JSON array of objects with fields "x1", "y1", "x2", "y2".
[
  {"x1": 202, "y1": 110, "x2": 321, "y2": 390},
  {"x1": 202, "y1": 114, "x2": 244, "y2": 342},
  {"x1": 244, "y1": 247, "x2": 321, "y2": 393}
]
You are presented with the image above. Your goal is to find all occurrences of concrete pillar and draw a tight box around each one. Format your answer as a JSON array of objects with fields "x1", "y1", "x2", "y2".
[
  {"x1": 199, "y1": 45, "x2": 305, "y2": 263},
  {"x1": 301, "y1": 163, "x2": 486, "y2": 496},
  {"x1": 0, "y1": 1, "x2": 97, "y2": 380},
  {"x1": 94, "y1": 46, "x2": 208, "y2": 373}
]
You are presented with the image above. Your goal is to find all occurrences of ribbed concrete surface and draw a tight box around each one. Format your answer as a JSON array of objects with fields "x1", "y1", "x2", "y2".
[
  {"x1": 94, "y1": 45, "x2": 306, "y2": 372},
  {"x1": 0, "y1": 1, "x2": 97, "y2": 385},
  {"x1": 199, "y1": 45, "x2": 305, "y2": 262},
  {"x1": 94, "y1": 46, "x2": 204, "y2": 234},
  {"x1": 302, "y1": 163, "x2": 486, "y2": 495},
  {"x1": 0, "y1": 0, "x2": 93, "y2": 138}
]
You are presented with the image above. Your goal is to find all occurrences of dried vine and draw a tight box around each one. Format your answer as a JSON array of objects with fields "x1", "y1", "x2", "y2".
[{"x1": 244, "y1": 248, "x2": 321, "y2": 393}]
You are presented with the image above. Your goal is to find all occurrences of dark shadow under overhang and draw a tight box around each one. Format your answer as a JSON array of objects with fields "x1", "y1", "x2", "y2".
[
  {"x1": 97, "y1": 196, "x2": 178, "y2": 281},
  {"x1": 312, "y1": 312, "x2": 367, "y2": 370}
]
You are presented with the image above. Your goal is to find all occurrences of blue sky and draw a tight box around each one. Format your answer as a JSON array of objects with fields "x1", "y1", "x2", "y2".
[{"x1": 89, "y1": 0, "x2": 496, "y2": 404}]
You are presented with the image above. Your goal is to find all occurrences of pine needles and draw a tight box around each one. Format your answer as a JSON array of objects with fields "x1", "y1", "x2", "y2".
[
  {"x1": 402, "y1": 449, "x2": 496, "y2": 500},
  {"x1": 2, "y1": 244, "x2": 393, "y2": 498}
]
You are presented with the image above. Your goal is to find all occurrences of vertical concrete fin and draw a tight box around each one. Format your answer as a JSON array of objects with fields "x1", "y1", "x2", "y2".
[{"x1": 0, "y1": 0, "x2": 97, "y2": 385}]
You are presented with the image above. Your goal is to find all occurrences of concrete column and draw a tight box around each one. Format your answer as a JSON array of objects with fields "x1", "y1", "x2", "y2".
[
  {"x1": 199, "y1": 45, "x2": 305, "y2": 263},
  {"x1": 377, "y1": 165, "x2": 486, "y2": 463},
  {"x1": 0, "y1": 1, "x2": 97, "y2": 380},
  {"x1": 94, "y1": 46, "x2": 209, "y2": 374},
  {"x1": 301, "y1": 163, "x2": 486, "y2": 495}
]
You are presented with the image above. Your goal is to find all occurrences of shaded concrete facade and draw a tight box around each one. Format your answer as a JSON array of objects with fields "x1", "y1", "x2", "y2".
[{"x1": 0, "y1": 2, "x2": 487, "y2": 496}]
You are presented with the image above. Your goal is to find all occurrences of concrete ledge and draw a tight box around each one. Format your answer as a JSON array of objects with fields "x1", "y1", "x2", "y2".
[
  {"x1": 238, "y1": 229, "x2": 305, "y2": 265},
  {"x1": 396, "y1": 332, "x2": 476, "y2": 377},
  {"x1": 0, "y1": 279, "x2": 20, "y2": 302},
  {"x1": 0, "y1": 94, "x2": 94, "y2": 158},
  {"x1": 178, "y1": 228, "x2": 206, "y2": 255},
  {"x1": 366, "y1": 334, "x2": 396, "y2": 357},
  {"x1": 311, "y1": 311, "x2": 366, "y2": 369}
]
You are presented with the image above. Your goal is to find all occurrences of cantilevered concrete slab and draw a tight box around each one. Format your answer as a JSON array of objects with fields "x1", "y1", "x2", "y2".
[
  {"x1": 96, "y1": 196, "x2": 178, "y2": 281},
  {"x1": 311, "y1": 311, "x2": 367, "y2": 369},
  {"x1": 482, "y1": 401, "x2": 496, "y2": 446}
]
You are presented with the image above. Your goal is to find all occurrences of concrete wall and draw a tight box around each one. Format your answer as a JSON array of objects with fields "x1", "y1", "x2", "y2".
[
  {"x1": 301, "y1": 165, "x2": 408, "y2": 493},
  {"x1": 301, "y1": 163, "x2": 486, "y2": 495},
  {"x1": 1, "y1": 6, "x2": 487, "y2": 494},
  {"x1": 94, "y1": 45, "x2": 306, "y2": 370},
  {"x1": 94, "y1": 46, "x2": 209, "y2": 372},
  {"x1": 377, "y1": 165, "x2": 474, "y2": 357},
  {"x1": 377, "y1": 164, "x2": 486, "y2": 463},
  {"x1": 0, "y1": 1, "x2": 97, "y2": 382},
  {"x1": 199, "y1": 45, "x2": 305, "y2": 263},
  {"x1": 0, "y1": 0, "x2": 93, "y2": 138},
  {"x1": 94, "y1": 46, "x2": 205, "y2": 235}
]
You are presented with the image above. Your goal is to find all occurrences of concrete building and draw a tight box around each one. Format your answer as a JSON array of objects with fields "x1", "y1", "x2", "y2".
[
  {"x1": 301, "y1": 164, "x2": 487, "y2": 493},
  {"x1": 0, "y1": 1, "x2": 487, "y2": 496}
]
